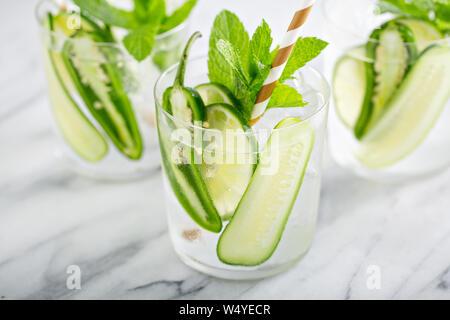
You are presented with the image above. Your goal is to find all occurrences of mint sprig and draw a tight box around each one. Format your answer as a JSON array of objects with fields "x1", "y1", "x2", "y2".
[
  {"x1": 159, "y1": 0, "x2": 198, "y2": 34},
  {"x1": 208, "y1": 10, "x2": 328, "y2": 122},
  {"x1": 376, "y1": 0, "x2": 450, "y2": 33},
  {"x1": 73, "y1": 0, "x2": 198, "y2": 61},
  {"x1": 267, "y1": 85, "x2": 306, "y2": 109}
]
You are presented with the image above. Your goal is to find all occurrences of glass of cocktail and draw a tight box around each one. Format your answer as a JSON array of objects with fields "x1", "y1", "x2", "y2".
[
  {"x1": 154, "y1": 8, "x2": 330, "y2": 279},
  {"x1": 36, "y1": 0, "x2": 192, "y2": 180},
  {"x1": 323, "y1": 0, "x2": 450, "y2": 183}
]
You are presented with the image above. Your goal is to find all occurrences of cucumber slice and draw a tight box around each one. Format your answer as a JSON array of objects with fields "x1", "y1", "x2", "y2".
[
  {"x1": 357, "y1": 45, "x2": 450, "y2": 168},
  {"x1": 62, "y1": 31, "x2": 143, "y2": 160},
  {"x1": 397, "y1": 19, "x2": 443, "y2": 51},
  {"x1": 200, "y1": 103, "x2": 257, "y2": 220},
  {"x1": 333, "y1": 46, "x2": 368, "y2": 128},
  {"x1": 355, "y1": 22, "x2": 417, "y2": 139},
  {"x1": 194, "y1": 83, "x2": 238, "y2": 107},
  {"x1": 217, "y1": 117, "x2": 315, "y2": 266},
  {"x1": 45, "y1": 14, "x2": 107, "y2": 162}
]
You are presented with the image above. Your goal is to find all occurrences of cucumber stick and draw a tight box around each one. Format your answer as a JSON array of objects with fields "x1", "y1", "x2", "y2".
[
  {"x1": 46, "y1": 49, "x2": 108, "y2": 162},
  {"x1": 217, "y1": 118, "x2": 315, "y2": 266},
  {"x1": 333, "y1": 46, "x2": 368, "y2": 128},
  {"x1": 45, "y1": 13, "x2": 108, "y2": 162},
  {"x1": 357, "y1": 45, "x2": 450, "y2": 168},
  {"x1": 200, "y1": 103, "x2": 257, "y2": 220}
]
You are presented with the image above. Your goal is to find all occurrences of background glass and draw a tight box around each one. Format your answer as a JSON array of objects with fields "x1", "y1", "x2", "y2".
[
  {"x1": 322, "y1": 0, "x2": 450, "y2": 183},
  {"x1": 36, "y1": 0, "x2": 190, "y2": 180}
]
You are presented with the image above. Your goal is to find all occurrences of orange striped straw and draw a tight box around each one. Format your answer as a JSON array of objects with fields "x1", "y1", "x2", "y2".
[{"x1": 250, "y1": 0, "x2": 315, "y2": 125}]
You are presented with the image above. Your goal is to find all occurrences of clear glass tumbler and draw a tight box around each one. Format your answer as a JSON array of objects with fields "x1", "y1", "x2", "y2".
[
  {"x1": 154, "y1": 56, "x2": 330, "y2": 279},
  {"x1": 323, "y1": 0, "x2": 450, "y2": 183},
  {"x1": 36, "y1": 0, "x2": 190, "y2": 180}
]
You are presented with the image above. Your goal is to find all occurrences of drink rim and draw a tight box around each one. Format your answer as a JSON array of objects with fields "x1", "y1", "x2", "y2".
[
  {"x1": 321, "y1": 0, "x2": 450, "y2": 46},
  {"x1": 35, "y1": 0, "x2": 189, "y2": 53},
  {"x1": 154, "y1": 55, "x2": 330, "y2": 135}
]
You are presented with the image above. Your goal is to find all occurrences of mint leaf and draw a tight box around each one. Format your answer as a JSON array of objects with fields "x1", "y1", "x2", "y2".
[
  {"x1": 209, "y1": 10, "x2": 253, "y2": 119},
  {"x1": 208, "y1": 11, "x2": 327, "y2": 121},
  {"x1": 250, "y1": 20, "x2": 273, "y2": 72},
  {"x1": 377, "y1": 0, "x2": 450, "y2": 33},
  {"x1": 132, "y1": 0, "x2": 166, "y2": 24},
  {"x1": 249, "y1": 19, "x2": 273, "y2": 105},
  {"x1": 279, "y1": 37, "x2": 328, "y2": 83},
  {"x1": 216, "y1": 40, "x2": 250, "y2": 85},
  {"x1": 74, "y1": 0, "x2": 198, "y2": 61},
  {"x1": 123, "y1": 24, "x2": 158, "y2": 61},
  {"x1": 145, "y1": 0, "x2": 166, "y2": 25},
  {"x1": 74, "y1": 0, "x2": 138, "y2": 29},
  {"x1": 123, "y1": 0, "x2": 165, "y2": 61},
  {"x1": 267, "y1": 84, "x2": 306, "y2": 109},
  {"x1": 159, "y1": 0, "x2": 198, "y2": 34},
  {"x1": 133, "y1": 0, "x2": 150, "y2": 22}
]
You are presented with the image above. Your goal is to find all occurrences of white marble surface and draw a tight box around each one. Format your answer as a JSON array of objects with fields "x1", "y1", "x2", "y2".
[{"x1": 1, "y1": 0, "x2": 450, "y2": 300}]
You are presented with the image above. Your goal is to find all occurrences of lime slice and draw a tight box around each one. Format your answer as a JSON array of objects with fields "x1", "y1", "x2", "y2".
[
  {"x1": 398, "y1": 19, "x2": 443, "y2": 51},
  {"x1": 217, "y1": 117, "x2": 315, "y2": 266},
  {"x1": 357, "y1": 45, "x2": 450, "y2": 168},
  {"x1": 195, "y1": 83, "x2": 238, "y2": 106},
  {"x1": 333, "y1": 46, "x2": 367, "y2": 128},
  {"x1": 200, "y1": 103, "x2": 257, "y2": 220}
]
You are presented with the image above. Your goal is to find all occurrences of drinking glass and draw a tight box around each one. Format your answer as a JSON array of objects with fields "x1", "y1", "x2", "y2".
[
  {"x1": 154, "y1": 56, "x2": 330, "y2": 279},
  {"x1": 323, "y1": 0, "x2": 450, "y2": 183},
  {"x1": 36, "y1": 0, "x2": 190, "y2": 180}
]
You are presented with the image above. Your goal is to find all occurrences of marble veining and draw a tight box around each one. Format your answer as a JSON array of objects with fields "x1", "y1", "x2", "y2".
[{"x1": 0, "y1": 0, "x2": 449, "y2": 300}]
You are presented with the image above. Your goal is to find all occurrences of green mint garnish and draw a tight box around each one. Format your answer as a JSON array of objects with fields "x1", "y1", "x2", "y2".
[
  {"x1": 73, "y1": 0, "x2": 198, "y2": 61},
  {"x1": 376, "y1": 0, "x2": 450, "y2": 33},
  {"x1": 267, "y1": 84, "x2": 306, "y2": 109},
  {"x1": 159, "y1": 0, "x2": 198, "y2": 34},
  {"x1": 208, "y1": 10, "x2": 328, "y2": 122},
  {"x1": 216, "y1": 39, "x2": 251, "y2": 86},
  {"x1": 73, "y1": 0, "x2": 138, "y2": 29},
  {"x1": 279, "y1": 37, "x2": 328, "y2": 83},
  {"x1": 208, "y1": 10, "x2": 253, "y2": 119}
]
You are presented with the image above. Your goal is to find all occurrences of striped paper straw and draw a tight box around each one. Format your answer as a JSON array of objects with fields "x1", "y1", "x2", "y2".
[{"x1": 250, "y1": 0, "x2": 316, "y2": 125}]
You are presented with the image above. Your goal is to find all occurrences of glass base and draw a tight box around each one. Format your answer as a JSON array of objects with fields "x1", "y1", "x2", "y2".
[
  {"x1": 332, "y1": 158, "x2": 450, "y2": 185},
  {"x1": 55, "y1": 148, "x2": 161, "y2": 182},
  {"x1": 175, "y1": 247, "x2": 308, "y2": 281}
]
